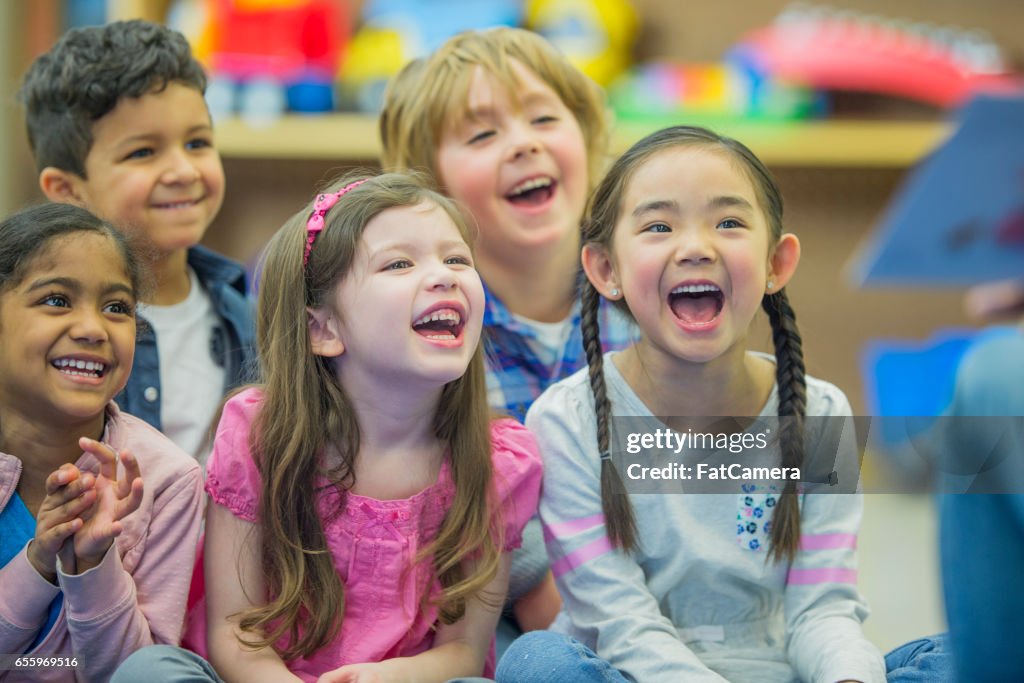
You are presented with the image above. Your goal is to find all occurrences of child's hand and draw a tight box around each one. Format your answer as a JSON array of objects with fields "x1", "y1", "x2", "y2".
[
  {"x1": 26, "y1": 463, "x2": 96, "y2": 582},
  {"x1": 71, "y1": 437, "x2": 144, "y2": 574},
  {"x1": 317, "y1": 662, "x2": 394, "y2": 683}
]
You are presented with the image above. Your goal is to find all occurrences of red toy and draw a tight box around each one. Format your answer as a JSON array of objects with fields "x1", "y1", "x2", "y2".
[
  {"x1": 206, "y1": 0, "x2": 349, "y2": 82},
  {"x1": 734, "y1": 8, "x2": 1022, "y2": 108}
]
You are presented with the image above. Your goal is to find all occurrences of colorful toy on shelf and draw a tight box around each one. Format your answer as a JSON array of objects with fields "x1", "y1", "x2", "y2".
[
  {"x1": 732, "y1": 3, "x2": 1023, "y2": 108},
  {"x1": 170, "y1": 0, "x2": 353, "y2": 123},
  {"x1": 608, "y1": 60, "x2": 824, "y2": 124},
  {"x1": 338, "y1": 0, "x2": 521, "y2": 113},
  {"x1": 524, "y1": 0, "x2": 637, "y2": 87}
]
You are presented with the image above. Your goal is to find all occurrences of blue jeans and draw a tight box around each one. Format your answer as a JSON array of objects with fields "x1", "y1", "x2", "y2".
[
  {"x1": 884, "y1": 634, "x2": 953, "y2": 682},
  {"x1": 495, "y1": 631, "x2": 627, "y2": 683},
  {"x1": 113, "y1": 646, "x2": 541, "y2": 683},
  {"x1": 110, "y1": 645, "x2": 224, "y2": 683},
  {"x1": 498, "y1": 631, "x2": 953, "y2": 683},
  {"x1": 940, "y1": 494, "x2": 1024, "y2": 682}
]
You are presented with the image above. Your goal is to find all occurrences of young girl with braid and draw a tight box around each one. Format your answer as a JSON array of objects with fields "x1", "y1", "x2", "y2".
[{"x1": 497, "y1": 126, "x2": 887, "y2": 682}]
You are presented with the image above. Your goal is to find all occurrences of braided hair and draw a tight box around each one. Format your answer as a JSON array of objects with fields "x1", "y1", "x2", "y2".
[{"x1": 580, "y1": 126, "x2": 806, "y2": 561}]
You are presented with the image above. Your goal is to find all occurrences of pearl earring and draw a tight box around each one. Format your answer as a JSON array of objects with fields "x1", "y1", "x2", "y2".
[
  {"x1": 610, "y1": 288, "x2": 620, "y2": 298},
  {"x1": 766, "y1": 280, "x2": 774, "y2": 292}
]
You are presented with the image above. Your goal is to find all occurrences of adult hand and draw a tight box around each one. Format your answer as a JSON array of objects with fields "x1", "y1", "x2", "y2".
[{"x1": 964, "y1": 279, "x2": 1024, "y2": 322}]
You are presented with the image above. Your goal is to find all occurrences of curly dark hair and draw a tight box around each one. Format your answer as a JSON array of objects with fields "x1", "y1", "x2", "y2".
[{"x1": 18, "y1": 19, "x2": 207, "y2": 176}]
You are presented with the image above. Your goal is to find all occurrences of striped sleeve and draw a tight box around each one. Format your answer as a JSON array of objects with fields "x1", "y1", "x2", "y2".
[
  {"x1": 784, "y1": 384, "x2": 885, "y2": 683},
  {"x1": 527, "y1": 380, "x2": 728, "y2": 683}
]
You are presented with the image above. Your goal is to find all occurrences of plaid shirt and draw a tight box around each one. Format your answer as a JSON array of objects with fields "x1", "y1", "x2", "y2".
[{"x1": 482, "y1": 280, "x2": 637, "y2": 422}]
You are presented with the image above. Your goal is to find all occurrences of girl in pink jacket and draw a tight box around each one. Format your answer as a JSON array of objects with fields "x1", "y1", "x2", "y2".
[{"x1": 0, "y1": 203, "x2": 204, "y2": 682}]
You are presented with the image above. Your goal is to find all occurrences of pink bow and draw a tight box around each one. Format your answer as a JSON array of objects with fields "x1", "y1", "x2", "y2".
[{"x1": 303, "y1": 179, "x2": 369, "y2": 266}]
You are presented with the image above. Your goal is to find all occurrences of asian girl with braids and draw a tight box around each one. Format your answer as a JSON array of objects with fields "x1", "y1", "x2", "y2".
[{"x1": 496, "y1": 126, "x2": 889, "y2": 682}]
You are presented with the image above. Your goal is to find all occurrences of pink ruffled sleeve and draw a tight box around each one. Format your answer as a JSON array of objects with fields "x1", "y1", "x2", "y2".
[
  {"x1": 489, "y1": 419, "x2": 543, "y2": 552},
  {"x1": 204, "y1": 388, "x2": 266, "y2": 522}
]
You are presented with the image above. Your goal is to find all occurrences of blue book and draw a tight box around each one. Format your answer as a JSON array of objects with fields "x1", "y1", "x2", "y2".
[{"x1": 849, "y1": 94, "x2": 1024, "y2": 287}]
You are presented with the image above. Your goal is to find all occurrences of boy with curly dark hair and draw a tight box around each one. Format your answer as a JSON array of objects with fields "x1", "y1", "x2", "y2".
[{"x1": 19, "y1": 19, "x2": 255, "y2": 463}]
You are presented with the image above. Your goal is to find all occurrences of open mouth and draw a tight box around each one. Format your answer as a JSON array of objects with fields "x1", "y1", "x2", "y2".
[
  {"x1": 505, "y1": 176, "x2": 556, "y2": 207},
  {"x1": 52, "y1": 357, "x2": 107, "y2": 378},
  {"x1": 668, "y1": 283, "x2": 724, "y2": 325},
  {"x1": 412, "y1": 308, "x2": 465, "y2": 341}
]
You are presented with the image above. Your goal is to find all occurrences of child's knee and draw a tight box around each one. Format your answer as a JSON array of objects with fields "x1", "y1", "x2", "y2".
[
  {"x1": 111, "y1": 645, "x2": 219, "y2": 683},
  {"x1": 497, "y1": 631, "x2": 576, "y2": 680}
]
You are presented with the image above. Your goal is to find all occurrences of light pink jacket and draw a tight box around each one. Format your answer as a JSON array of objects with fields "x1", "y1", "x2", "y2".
[{"x1": 0, "y1": 403, "x2": 204, "y2": 683}]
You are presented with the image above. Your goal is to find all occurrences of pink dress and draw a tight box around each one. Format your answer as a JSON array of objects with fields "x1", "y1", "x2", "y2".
[{"x1": 185, "y1": 388, "x2": 541, "y2": 681}]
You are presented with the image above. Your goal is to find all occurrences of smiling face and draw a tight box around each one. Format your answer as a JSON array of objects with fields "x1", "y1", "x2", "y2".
[
  {"x1": 314, "y1": 201, "x2": 485, "y2": 389},
  {"x1": 65, "y1": 82, "x2": 224, "y2": 256},
  {"x1": 0, "y1": 232, "x2": 136, "y2": 431},
  {"x1": 588, "y1": 145, "x2": 793, "y2": 367},
  {"x1": 435, "y1": 61, "x2": 589, "y2": 266}
]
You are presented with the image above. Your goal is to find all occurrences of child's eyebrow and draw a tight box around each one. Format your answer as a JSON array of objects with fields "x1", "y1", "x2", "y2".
[
  {"x1": 27, "y1": 276, "x2": 80, "y2": 293},
  {"x1": 438, "y1": 238, "x2": 472, "y2": 252},
  {"x1": 632, "y1": 199, "x2": 680, "y2": 218},
  {"x1": 707, "y1": 195, "x2": 755, "y2": 212},
  {"x1": 27, "y1": 276, "x2": 134, "y2": 297},
  {"x1": 519, "y1": 90, "x2": 560, "y2": 108},
  {"x1": 463, "y1": 105, "x2": 497, "y2": 122},
  {"x1": 101, "y1": 282, "x2": 136, "y2": 298},
  {"x1": 631, "y1": 196, "x2": 755, "y2": 220},
  {"x1": 372, "y1": 239, "x2": 469, "y2": 254},
  {"x1": 116, "y1": 123, "x2": 214, "y2": 145},
  {"x1": 463, "y1": 89, "x2": 560, "y2": 122}
]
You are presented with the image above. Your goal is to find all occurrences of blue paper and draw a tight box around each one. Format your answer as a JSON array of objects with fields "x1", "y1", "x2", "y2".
[{"x1": 849, "y1": 94, "x2": 1024, "y2": 287}]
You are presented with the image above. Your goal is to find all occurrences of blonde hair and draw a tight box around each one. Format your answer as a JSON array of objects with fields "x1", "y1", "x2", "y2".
[
  {"x1": 380, "y1": 27, "x2": 609, "y2": 190},
  {"x1": 239, "y1": 171, "x2": 501, "y2": 659}
]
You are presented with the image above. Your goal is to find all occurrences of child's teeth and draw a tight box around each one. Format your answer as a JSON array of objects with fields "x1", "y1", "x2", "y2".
[
  {"x1": 413, "y1": 310, "x2": 462, "y2": 327},
  {"x1": 54, "y1": 358, "x2": 105, "y2": 374},
  {"x1": 670, "y1": 284, "x2": 721, "y2": 294},
  {"x1": 510, "y1": 177, "x2": 552, "y2": 195}
]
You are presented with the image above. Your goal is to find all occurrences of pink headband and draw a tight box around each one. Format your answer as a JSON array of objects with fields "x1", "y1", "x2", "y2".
[{"x1": 303, "y1": 179, "x2": 369, "y2": 266}]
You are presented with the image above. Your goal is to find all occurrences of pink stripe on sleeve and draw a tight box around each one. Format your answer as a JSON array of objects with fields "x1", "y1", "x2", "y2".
[
  {"x1": 787, "y1": 567, "x2": 858, "y2": 585},
  {"x1": 542, "y1": 514, "x2": 606, "y2": 542},
  {"x1": 551, "y1": 536, "x2": 614, "y2": 579},
  {"x1": 799, "y1": 533, "x2": 858, "y2": 551}
]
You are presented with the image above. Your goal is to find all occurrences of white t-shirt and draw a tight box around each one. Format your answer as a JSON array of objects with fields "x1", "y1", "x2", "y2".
[
  {"x1": 137, "y1": 268, "x2": 226, "y2": 465},
  {"x1": 510, "y1": 312, "x2": 574, "y2": 368}
]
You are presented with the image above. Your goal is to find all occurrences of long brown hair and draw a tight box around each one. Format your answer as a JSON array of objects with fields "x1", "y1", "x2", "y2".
[
  {"x1": 581, "y1": 126, "x2": 806, "y2": 564},
  {"x1": 238, "y1": 171, "x2": 500, "y2": 659}
]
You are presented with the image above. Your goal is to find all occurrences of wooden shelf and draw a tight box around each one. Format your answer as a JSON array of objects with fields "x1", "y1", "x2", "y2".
[
  {"x1": 214, "y1": 114, "x2": 383, "y2": 161},
  {"x1": 612, "y1": 119, "x2": 951, "y2": 168},
  {"x1": 213, "y1": 114, "x2": 951, "y2": 168}
]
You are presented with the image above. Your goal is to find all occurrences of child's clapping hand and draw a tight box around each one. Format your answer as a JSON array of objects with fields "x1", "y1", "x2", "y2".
[
  {"x1": 26, "y1": 463, "x2": 96, "y2": 583},
  {"x1": 72, "y1": 437, "x2": 144, "y2": 573}
]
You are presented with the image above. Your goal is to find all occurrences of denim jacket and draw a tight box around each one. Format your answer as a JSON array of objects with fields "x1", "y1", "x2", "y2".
[{"x1": 116, "y1": 245, "x2": 256, "y2": 430}]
